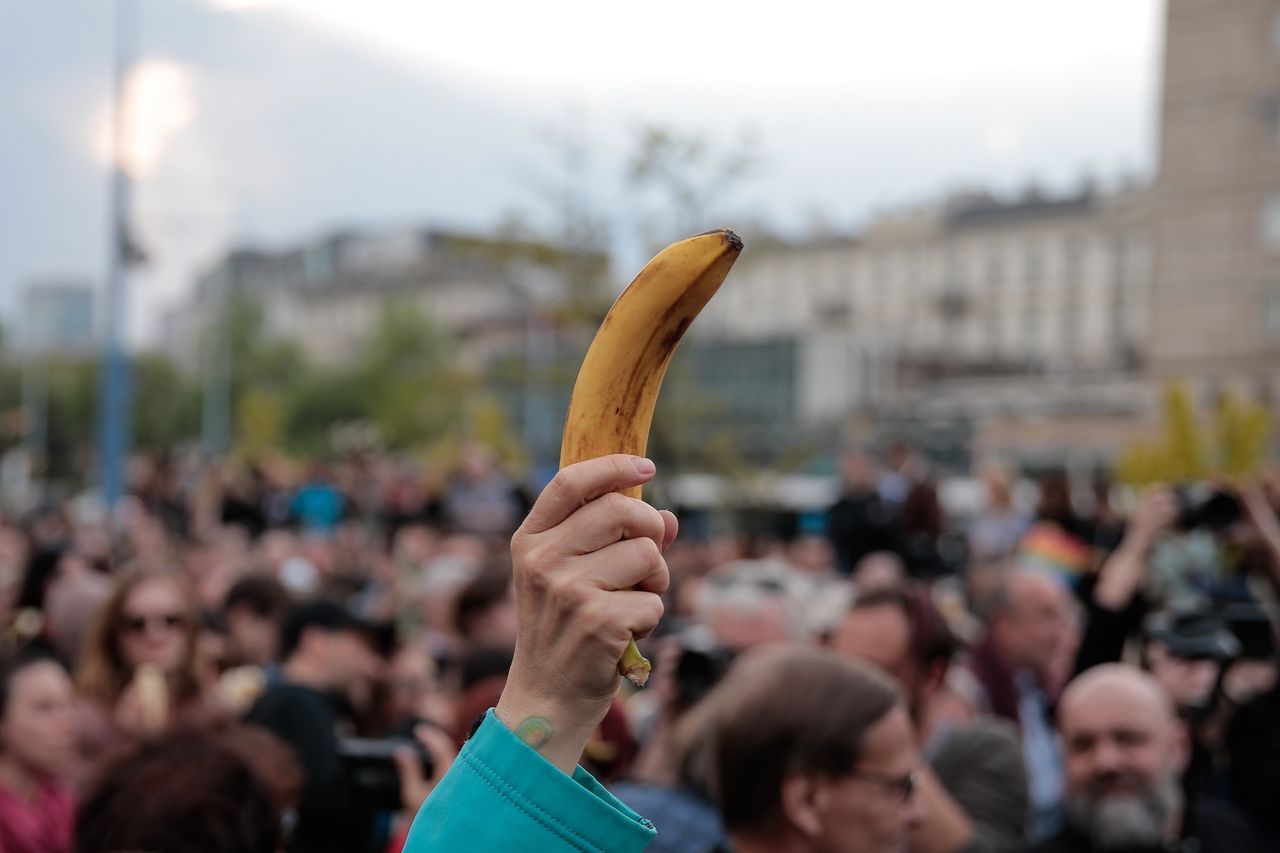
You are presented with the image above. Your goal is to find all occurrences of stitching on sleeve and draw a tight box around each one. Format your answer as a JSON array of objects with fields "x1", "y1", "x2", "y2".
[{"x1": 463, "y1": 749, "x2": 607, "y2": 853}]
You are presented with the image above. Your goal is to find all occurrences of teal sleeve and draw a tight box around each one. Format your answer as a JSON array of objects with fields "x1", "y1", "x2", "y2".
[{"x1": 403, "y1": 708, "x2": 656, "y2": 853}]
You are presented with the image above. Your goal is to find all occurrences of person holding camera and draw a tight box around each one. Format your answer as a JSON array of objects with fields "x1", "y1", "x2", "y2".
[
  {"x1": 1073, "y1": 487, "x2": 1179, "y2": 674},
  {"x1": 247, "y1": 600, "x2": 452, "y2": 853},
  {"x1": 403, "y1": 455, "x2": 675, "y2": 852}
]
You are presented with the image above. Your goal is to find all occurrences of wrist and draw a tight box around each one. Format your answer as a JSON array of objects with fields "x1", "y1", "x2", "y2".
[
  {"x1": 1118, "y1": 534, "x2": 1153, "y2": 560},
  {"x1": 494, "y1": 680, "x2": 610, "y2": 776}
]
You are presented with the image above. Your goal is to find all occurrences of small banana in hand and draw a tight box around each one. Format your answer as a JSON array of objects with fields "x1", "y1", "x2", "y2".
[
  {"x1": 135, "y1": 663, "x2": 170, "y2": 731},
  {"x1": 560, "y1": 228, "x2": 743, "y2": 687}
]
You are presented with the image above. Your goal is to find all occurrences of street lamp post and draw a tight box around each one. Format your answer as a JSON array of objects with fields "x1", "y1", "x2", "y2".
[{"x1": 100, "y1": 0, "x2": 137, "y2": 516}]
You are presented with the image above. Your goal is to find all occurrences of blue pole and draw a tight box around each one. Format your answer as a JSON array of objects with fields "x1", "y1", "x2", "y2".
[{"x1": 100, "y1": 0, "x2": 135, "y2": 516}]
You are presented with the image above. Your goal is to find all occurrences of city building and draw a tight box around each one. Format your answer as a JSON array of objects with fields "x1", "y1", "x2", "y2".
[
  {"x1": 695, "y1": 183, "x2": 1154, "y2": 470},
  {"x1": 689, "y1": 0, "x2": 1280, "y2": 472},
  {"x1": 706, "y1": 185, "x2": 1148, "y2": 379},
  {"x1": 162, "y1": 0, "x2": 1274, "y2": 478},
  {"x1": 19, "y1": 280, "x2": 98, "y2": 355},
  {"x1": 168, "y1": 227, "x2": 606, "y2": 372},
  {"x1": 1148, "y1": 0, "x2": 1280, "y2": 394}
]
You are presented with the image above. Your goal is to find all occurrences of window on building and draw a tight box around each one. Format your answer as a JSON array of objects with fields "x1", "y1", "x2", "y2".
[
  {"x1": 1261, "y1": 94, "x2": 1280, "y2": 145},
  {"x1": 1063, "y1": 235, "x2": 1086, "y2": 279},
  {"x1": 1024, "y1": 243, "x2": 1043, "y2": 280},
  {"x1": 1272, "y1": 5, "x2": 1280, "y2": 55},
  {"x1": 986, "y1": 248, "x2": 1005, "y2": 284},
  {"x1": 1268, "y1": 291, "x2": 1280, "y2": 337},
  {"x1": 1261, "y1": 194, "x2": 1280, "y2": 247}
]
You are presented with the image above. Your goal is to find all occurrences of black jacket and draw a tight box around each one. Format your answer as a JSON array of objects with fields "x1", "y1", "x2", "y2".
[{"x1": 247, "y1": 683, "x2": 375, "y2": 853}]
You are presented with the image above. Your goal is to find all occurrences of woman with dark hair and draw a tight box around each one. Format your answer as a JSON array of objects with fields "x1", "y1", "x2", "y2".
[
  {"x1": 72, "y1": 568, "x2": 221, "y2": 780},
  {"x1": 0, "y1": 650, "x2": 75, "y2": 853},
  {"x1": 75, "y1": 726, "x2": 290, "y2": 853}
]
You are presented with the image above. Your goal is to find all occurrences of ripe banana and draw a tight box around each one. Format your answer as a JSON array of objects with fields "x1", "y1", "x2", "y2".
[
  {"x1": 560, "y1": 228, "x2": 743, "y2": 686},
  {"x1": 135, "y1": 663, "x2": 170, "y2": 731}
]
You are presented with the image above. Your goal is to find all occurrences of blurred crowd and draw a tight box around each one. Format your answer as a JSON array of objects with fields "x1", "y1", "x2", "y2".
[{"x1": 0, "y1": 439, "x2": 1278, "y2": 853}]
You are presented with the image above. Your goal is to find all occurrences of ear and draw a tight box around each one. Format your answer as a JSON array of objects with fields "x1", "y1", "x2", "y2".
[
  {"x1": 923, "y1": 660, "x2": 948, "y2": 696},
  {"x1": 779, "y1": 773, "x2": 826, "y2": 838}
]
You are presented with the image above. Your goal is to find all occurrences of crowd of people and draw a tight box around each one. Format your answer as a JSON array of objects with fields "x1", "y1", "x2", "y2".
[{"x1": 0, "y1": 439, "x2": 1277, "y2": 853}]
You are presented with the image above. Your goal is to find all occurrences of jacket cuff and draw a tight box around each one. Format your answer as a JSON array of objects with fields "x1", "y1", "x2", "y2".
[{"x1": 463, "y1": 708, "x2": 655, "y2": 851}]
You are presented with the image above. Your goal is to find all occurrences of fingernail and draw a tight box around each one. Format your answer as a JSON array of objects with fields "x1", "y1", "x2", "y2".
[{"x1": 633, "y1": 457, "x2": 656, "y2": 476}]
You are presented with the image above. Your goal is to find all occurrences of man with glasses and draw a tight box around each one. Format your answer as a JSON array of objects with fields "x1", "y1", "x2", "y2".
[{"x1": 681, "y1": 645, "x2": 922, "y2": 853}]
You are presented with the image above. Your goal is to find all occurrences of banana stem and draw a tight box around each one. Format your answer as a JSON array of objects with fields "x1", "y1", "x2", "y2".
[{"x1": 619, "y1": 639, "x2": 651, "y2": 687}]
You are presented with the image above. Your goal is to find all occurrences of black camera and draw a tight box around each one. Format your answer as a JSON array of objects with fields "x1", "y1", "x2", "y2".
[
  {"x1": 1145, "y1": 612, "x2": 1241, "y2": 661},
  {"x1": 672, "y1": 627, "x2": 734, "y2": 711},
  {"x1": 1218, "y1": 602, "x2": 1277, "y2": 661},
  {"x1": 1174, "y1": 486, "x2": 1242, "y2": 532},
  {"x1": 338, "y1": 735, "x2": 434, "y2": 812}
]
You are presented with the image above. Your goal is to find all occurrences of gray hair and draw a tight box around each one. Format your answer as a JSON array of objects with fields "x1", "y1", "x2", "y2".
[{"x1": 1064, "y1": 775, "x2": 1181, "y2": 850}]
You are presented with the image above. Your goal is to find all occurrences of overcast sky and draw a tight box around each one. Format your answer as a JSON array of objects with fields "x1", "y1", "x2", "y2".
[{"x1": 1, "y1": 0, "x2": 1163, "y2": 346}]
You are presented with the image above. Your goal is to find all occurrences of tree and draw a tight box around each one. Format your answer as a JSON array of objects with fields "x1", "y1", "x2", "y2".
[
  {"x1": 521, "y1": 121, "x2": 615, "y2": 320},
  {"x1": 1215, "y1": 391, "x2": 1271, "y2": 477},
  {"x1": 626, "y1": 123, "x2": 764, "y2": 252},
  {"x1": 354, "y1": 298, "x2": 470, "y2": 450},
  {"x1": 133, "y1": 354, "x2": 200, "y2": 450},
  {"x1": 1116, "y1": 381, "x2": 1273, "y2": 486},
  {"x1": 625, "y1": 123, "x2": 769, "y2": 484},
  {"x1": 283, "y1": 369, "x2": 373, "y2": 455}
]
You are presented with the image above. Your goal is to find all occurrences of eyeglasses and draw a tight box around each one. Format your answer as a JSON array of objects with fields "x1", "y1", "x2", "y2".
[
  {"x1": 850, "y1": 769, "x2": 918, "y2": 804},
  {"x1": 121, "y1": 613, "x2": 186, "y2": 635}
]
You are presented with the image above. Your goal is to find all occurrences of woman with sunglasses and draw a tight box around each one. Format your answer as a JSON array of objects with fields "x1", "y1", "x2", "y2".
[{"x1": 72, "y1": 569, "x2": 220, "y2": 782}]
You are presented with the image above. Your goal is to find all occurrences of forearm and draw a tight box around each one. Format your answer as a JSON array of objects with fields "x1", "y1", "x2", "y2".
[
  {"x1": 1074, "y1": 599, "x2": 1133, "y2": 674},
  {"x1": 1092, "y1": 541, "x2": 1150, "y2": 610}
]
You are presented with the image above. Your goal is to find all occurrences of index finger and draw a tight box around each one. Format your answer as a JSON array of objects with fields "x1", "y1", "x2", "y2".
[{"x1": 520, "y1": 455, "x2": 657, "y2": 535}]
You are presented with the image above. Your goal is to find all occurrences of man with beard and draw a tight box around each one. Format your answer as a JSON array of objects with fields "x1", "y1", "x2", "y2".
[{"x1": 1031, "y1": 664, "x2": 1261, "y2": 853}]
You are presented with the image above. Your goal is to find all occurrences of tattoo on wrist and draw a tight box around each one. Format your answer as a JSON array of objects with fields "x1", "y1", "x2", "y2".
[{"x1": 513, "y1": 716, "x2": 554, "y2": 751}]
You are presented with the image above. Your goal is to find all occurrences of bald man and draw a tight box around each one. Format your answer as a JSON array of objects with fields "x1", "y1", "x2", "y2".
[{"x1": 1030, "y1": 664, "x2": 1261, "y2": 853}]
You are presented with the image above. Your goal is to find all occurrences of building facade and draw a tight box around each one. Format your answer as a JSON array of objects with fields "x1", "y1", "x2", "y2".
[
  {"x1": 169, "y1": 228, "x2": 605, "y2": 372},
  {"x1": 1148, "y1": 0, "x2": 1280, "y2": 392},
  {"x1": 695, "y1": 185, "x2": 1155, "y2": 468},
  {"x1": 705, "y1": 186, "x2": 1149, "y2": 385},
  {"x1": 20, "y1": 280, "x2": 98, "y2": 356}
]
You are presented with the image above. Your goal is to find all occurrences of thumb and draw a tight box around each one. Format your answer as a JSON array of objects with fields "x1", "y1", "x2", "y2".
[
  {"x1": 395, "y1": 746, "x2": 427, "y2": 813},
  {"x1": 412, "y1": 723, "x2": 457, "y2": 783}
]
